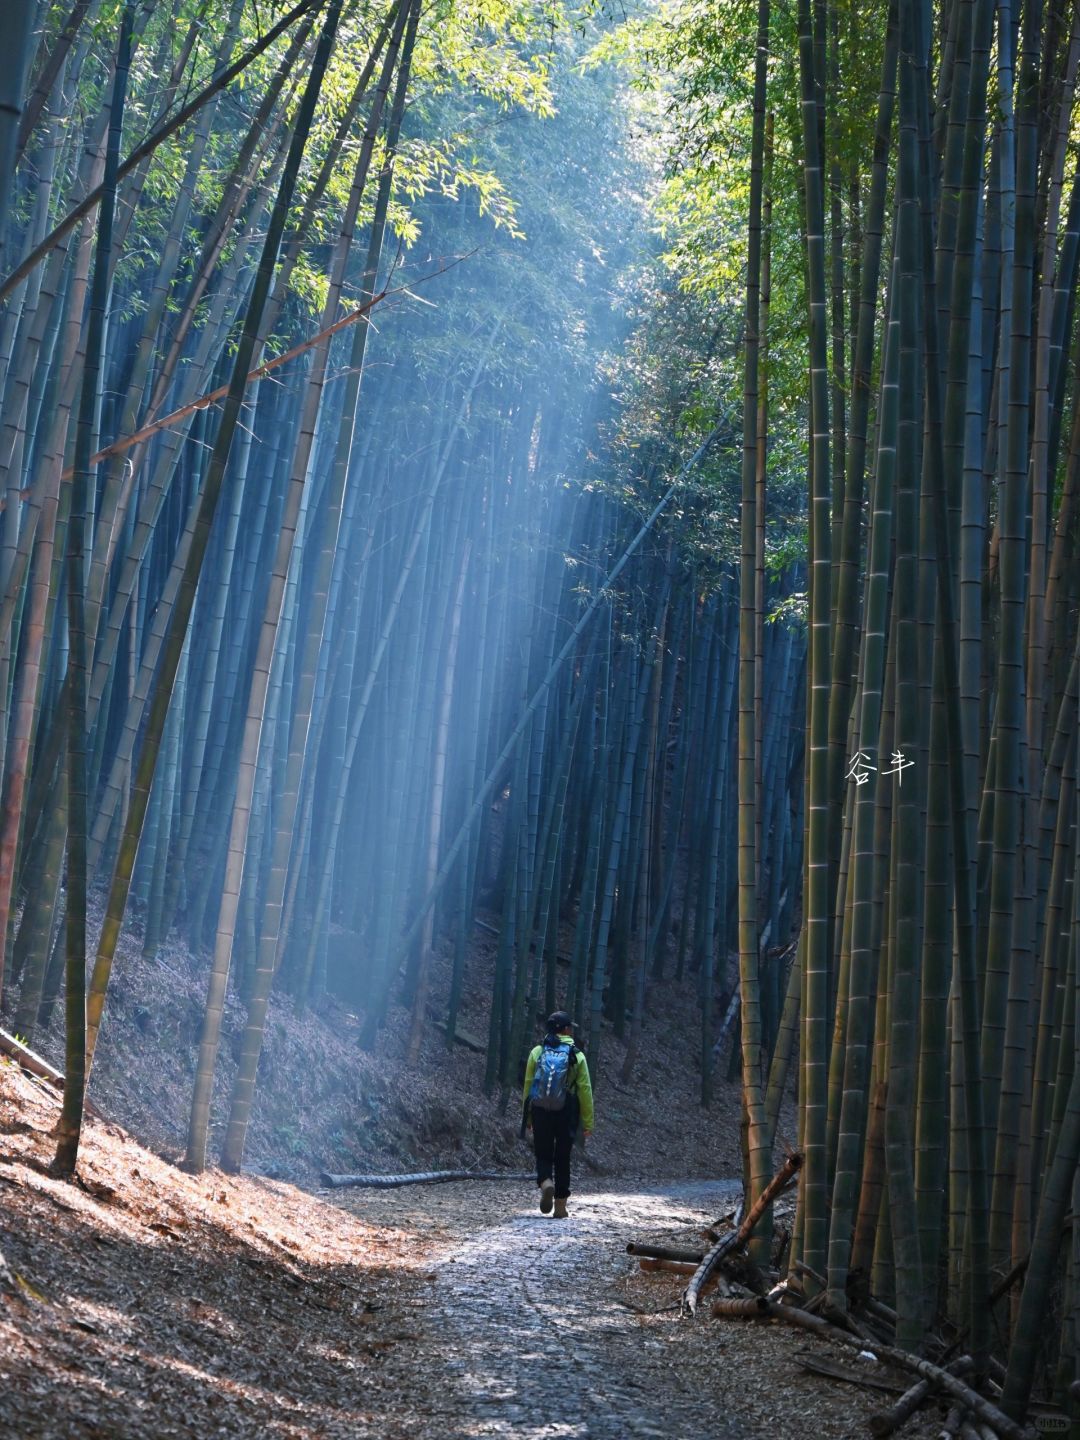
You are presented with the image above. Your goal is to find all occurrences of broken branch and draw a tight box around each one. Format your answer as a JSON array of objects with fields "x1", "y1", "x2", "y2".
[{"x1": 683, "y1": 1151, "x2": 803, "y2": 1313}]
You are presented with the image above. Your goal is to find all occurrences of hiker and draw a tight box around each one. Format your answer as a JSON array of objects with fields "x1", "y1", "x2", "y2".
[{"x1": 521, "y1": 1010, "x2": 594, "y2": 1219}]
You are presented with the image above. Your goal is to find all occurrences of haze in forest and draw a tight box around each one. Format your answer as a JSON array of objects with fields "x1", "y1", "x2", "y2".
[{"x1": 0, "y1": 0, "x2": 1078, "y2": 1433}]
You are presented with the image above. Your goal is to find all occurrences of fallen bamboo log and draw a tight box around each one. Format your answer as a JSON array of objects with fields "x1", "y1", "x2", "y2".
[
  {"x1": 795, "y1": 1350, "x2": 906, "y2": 1395},
  {"x1": 683, "y1": 1151, "x2": 803, "y2": 1314},
  {"x1": 639, "y1": 1257, "x2": 700, "y2": 1277},
  {"x1": 864, "y1": 1295, "x2": 899, "y2": 1331},
  {"x1": 940, "y1": 1406, "x2": 965, "y2": 1440},
  {"x1": 712, "y1": 1296, "x2": 770, "y2": 1317},
  {"x1": 627, "y1": 1242, "x2": 706, "y2": 1264},
  {"x1": 1, "y1": 1027, "x2": 69, "y2": 1088},
  {"x1": 432, "y1": 1020, "x2": 487, "y2": 1054},
  {"x1": 868, "y1": 1359, "x2": 975, "y2": 1437},
  {"x1": 0, "y1": 1028, "x2": 104, "y2": 1118},
  {"x1": 320, "y1": 1169, "x2": 533, "y2": 1189},
  {"x1": 708, "y1": 1297, "x2": 1035, "y2": 1440}
]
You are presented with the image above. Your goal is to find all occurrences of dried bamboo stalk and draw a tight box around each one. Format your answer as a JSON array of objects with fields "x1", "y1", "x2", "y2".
[
  {"x1": 639, "y1": 1257, "x2": 700, "y2": 1276},
  {"x1": 939, "y1": 1406, "x2": 965, "y2": 1440},
  {"x1": 869, "y1": 1359, "x2": 975, "y2": 1437},
  {"x1": 709, "y1": 1297, "x2": 1034, "y2": 1440},
  {"x1": 0, "y1": 1028, "x2": 103, "y2": 1117},
  {"x1": 684, "y1": 1151, "x2": 803, "y2": 1312},
  {"x1": 320, "y1": 1170, "x2": 533, "y2": 1189},
  {"x1": 627, "y1": 1242, "x2": 706, "y2": 1263}
]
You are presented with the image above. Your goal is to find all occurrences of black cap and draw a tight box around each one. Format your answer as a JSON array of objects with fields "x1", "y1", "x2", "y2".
[{"x1": 547, "y1": 1010, "x2": 573, "y2": 1032}]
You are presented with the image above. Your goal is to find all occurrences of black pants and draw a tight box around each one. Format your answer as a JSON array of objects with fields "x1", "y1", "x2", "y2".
[{"x1": 531, "y1": 1102, "x2": 576, "y2": 1199}]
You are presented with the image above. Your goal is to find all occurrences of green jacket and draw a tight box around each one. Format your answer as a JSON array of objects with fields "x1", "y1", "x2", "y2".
[{"x1": 522, "y1": 1033, "x2": 594, "y2": 1131}]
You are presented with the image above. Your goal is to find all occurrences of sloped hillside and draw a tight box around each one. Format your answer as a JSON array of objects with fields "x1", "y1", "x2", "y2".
[{"x1": 8, "y1": 901, "x2": 791, "y2": 1189}]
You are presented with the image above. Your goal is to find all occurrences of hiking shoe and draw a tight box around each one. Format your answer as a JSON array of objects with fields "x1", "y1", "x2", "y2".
[
  {"x1": 539, "y1": 1179, "x2": 554, "y2": 1214},
  {"x1": 553, "y1": 1197, "x2": 568, "y2": 1220}
]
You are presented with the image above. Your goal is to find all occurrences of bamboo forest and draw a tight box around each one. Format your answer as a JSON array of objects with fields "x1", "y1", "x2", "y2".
[{"x1": 0, "y1": 0, "x2": 1079, "y2": 1435}]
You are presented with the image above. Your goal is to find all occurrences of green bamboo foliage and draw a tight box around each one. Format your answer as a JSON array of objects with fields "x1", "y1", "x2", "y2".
[{"x1": 0, "y1": 0, "x2": 318, "y2": 306}]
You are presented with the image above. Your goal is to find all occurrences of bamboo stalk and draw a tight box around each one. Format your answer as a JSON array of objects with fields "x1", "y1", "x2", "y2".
[{"x1": 684, "y1": 1151, "x2": 802, "y2": 1313}]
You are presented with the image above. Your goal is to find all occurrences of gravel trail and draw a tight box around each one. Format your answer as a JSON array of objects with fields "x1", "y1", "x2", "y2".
[{"x1": 336, "y1": 1177, "x2": 744, "y2": 1439}]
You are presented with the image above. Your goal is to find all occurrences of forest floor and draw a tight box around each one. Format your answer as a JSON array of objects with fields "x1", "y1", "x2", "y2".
[
  {"x1": 0, "y1": 1055, "x2": 947, "y2": 1440},
  {"x1": 0, "y1": 898, "x2": 930, "y2": 1438}
]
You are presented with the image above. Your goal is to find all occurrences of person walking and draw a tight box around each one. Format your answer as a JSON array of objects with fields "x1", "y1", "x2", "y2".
[{"x1": 521, "y1": 1010, "x2": 594, "y2": 1219}]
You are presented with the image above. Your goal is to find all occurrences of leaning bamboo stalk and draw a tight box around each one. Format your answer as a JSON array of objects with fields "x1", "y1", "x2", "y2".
[
  {"x1": 883, "y1": 0, "x2": 924, "y2": 1343},
  {"x1": 54, "y1": 7, "x2": 133, "y2": 1176},
  {"x1": 826, "y1": 245, "x2": 900, "y2": 1317},
  {"x1": 0, "y1": 212, "x2": 93, "y2": 1002},
  {"x1": 134, "y1": 15, "x2": 314, "y2": 436},
  {"x1": 684, "y1": 1151, "x2": 803, "y2": 1313},
  {"x1": 1001, "y1": 823, "x2": 1080, "y2": 1418},
  {"x1": 82, "y1": 1, "x2": 247, "y2": 639},
  {"x1": 0, "y1": 4, "x2": 38, "y2": 268},
  {"x1": 155, "y1": 423, "x2": 257, "y2": 946},
  {"x1": 307, "y1": 359, "x2": 496, "y2": 1052},
  {"x1": 84, "y1": 181, "x2": 281, "y2": 727},
  {"x1": 736, "y1": 0, "x2": 772, "y2": 1254},
  {"x1": 13, "y1": 0, "x2": 93, "y2": 162},
  {"x1": 1025, "y1": 6, "x2": 1080, "y2": 762},
  {"x1": 795, "y1": 0, "x2": 833, "y2": 1291},
  {"x1": 63, "y1": 289, "x2": 391, "y2": 488},
  {"x1": 407, "y1": 538, "x2": 470, "y2": 1063}
]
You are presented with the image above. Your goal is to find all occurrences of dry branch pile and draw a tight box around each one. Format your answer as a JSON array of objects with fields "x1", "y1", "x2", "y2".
[{"x1": 628, "y1": 1156, "x2": 1043, "y2": 1440}]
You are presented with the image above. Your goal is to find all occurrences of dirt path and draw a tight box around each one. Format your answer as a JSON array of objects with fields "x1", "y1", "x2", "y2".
[
  {"x1": 2, "y1": 1053, "x2": 914, "y2": 1440},
  {"x1": 335, "y1": 1176, "x2": 745, "y2": 1439}
]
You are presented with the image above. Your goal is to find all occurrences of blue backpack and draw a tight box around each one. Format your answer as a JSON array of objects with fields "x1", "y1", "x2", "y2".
[{"x1": 529, "y1": 1036, "x2": 579, "y2": 1112}]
